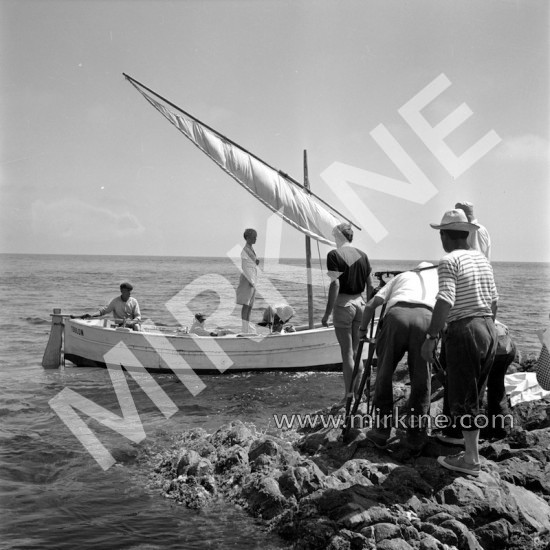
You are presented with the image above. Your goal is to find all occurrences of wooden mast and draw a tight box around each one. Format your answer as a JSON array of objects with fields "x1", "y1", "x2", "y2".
[{"x1": 303, "y1": 150, "x2": 314, "y2": 329}]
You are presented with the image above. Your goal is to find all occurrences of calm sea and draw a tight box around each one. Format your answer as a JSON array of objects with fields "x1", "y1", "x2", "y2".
[{"x1": 0, "y1": 254, "x2": 548, "y2": 549}]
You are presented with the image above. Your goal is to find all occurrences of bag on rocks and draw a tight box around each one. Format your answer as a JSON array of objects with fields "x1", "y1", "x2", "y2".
[{"x1": 535, "y1": 321, "x2": 550, "y2": 391}]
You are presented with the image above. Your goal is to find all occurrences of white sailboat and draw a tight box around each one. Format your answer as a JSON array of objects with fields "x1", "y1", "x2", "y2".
[{"x1": 42, "y1": 74, "x2": 367, "y2": 373}]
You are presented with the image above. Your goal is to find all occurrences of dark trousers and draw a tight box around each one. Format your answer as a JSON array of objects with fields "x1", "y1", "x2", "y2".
[
  {"x1": 372, "y1": 303, "x2": 432, "y2": 432},
  {"x1": 441, "y1": 316, "x2": 497, "y2": 433}
]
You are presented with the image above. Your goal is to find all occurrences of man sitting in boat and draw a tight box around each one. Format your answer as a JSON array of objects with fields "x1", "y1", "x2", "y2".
[
  {"x1": 258, "y1": 304, "x2": 296, "y2": 334},
  {"x1": 74, "y1": 282, "x2": 141, "y2": 331}
]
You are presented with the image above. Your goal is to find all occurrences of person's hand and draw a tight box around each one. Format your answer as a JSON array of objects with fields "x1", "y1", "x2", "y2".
[
  {"x1": 81, "y1": 314, "x2": 91, "y2": 320},
  {"x1": 359, "y1": 326, "x2": 368, "y2": 340},
  {"x1": 421, "y1": 339, "x2": 436, "y2": 363},
  {"x1": 321, "y1": 314, "x2": 329, "y2": 327},
  {"x1": 255, "y1": 259, "x2": 260, "y2": 265}
]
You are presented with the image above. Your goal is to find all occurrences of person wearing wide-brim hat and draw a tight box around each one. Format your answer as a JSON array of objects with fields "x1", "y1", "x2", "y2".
[{"x1": 421, "y1": 209, "x2": 498, "y2": 477}]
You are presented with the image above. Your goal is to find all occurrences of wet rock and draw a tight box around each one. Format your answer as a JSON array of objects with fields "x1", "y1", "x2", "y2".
[
  {"x1": 216, "y1": 444, "x2": 249, "y2": 472},
  {"x1": 176, "y1": 449, "x2": 201, "y2": 476},
  {"x1": 278, "y1": 460, "x2": 326, "y2": 499},
  {"x1": 210, "y1": 420, "x2": 255, "y2": 448},
  {"x1": 187, "y1": 457, "x2": 213, "y2": 477},
  {"x1": 241, "y1": 474, "x2": 288, "y2": 519}
]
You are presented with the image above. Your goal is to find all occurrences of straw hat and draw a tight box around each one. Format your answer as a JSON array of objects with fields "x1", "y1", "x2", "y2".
[{"x1": 430, "y1": 209, "x2": 479, "y2": 231}]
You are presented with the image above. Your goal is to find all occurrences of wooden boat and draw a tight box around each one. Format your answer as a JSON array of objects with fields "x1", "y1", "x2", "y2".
[
  {"x1": 59, "y1": 317, "x2": 342, "y2": 373},
  {"x1": 43, "y1": 74, "x2": 371, "y2": 373}
]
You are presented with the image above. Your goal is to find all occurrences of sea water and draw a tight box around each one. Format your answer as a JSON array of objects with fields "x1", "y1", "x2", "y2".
[{"x1": 0, "y1": 254, "x2": 548, "y2": 549}]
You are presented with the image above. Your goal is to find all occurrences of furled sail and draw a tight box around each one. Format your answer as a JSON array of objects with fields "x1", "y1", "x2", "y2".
[{"x1": 124, "y1": 74, "x2": 350, "y2": 246}]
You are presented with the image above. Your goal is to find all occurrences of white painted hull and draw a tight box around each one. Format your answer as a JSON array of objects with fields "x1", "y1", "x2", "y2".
[{"x1": 63, "y1": 318, "x2": 348, "y2": 373}]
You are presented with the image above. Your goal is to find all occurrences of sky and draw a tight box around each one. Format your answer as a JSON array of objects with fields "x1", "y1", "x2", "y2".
[{"x1": 1, "y1": 0, "x2": 549, "y2": 263}]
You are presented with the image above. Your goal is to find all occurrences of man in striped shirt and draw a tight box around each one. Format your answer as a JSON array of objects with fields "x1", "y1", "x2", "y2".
[{"x1": 421, "y1": 209, "x2": 498, "y2": 477}]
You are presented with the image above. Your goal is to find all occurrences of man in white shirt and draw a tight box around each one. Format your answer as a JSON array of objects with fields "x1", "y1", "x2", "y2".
[
  {"x1": 359, "y1": 262, "x2": 438, "y2": 450},
  {"x1": 79, "y1": 282, "x2": 141, "y2": 330},
  {"x1": 455, "y1": 201, "x2": 491, "y2": 261}
]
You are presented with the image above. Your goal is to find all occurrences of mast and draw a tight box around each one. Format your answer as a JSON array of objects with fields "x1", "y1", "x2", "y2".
[{"x1": 303, "y1": 150, "x2": 314, "y2": 329}]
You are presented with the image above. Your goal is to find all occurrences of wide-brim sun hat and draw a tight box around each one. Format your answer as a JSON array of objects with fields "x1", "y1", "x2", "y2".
[{"x1": 430, "y1": 209, "x2": 479, "y2": 231}]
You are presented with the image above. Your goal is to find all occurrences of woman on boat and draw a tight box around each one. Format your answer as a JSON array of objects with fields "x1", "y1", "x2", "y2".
[{"x1": 236, "y1": 228, "x2": 259, "y2": 333}]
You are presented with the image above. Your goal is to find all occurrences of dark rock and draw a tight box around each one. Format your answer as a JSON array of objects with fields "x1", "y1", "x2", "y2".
[
  {"x1": 241, "y1": 475, "x2": 287, "y2": 520},
  {"x1": 373, "y1": 522, "x2": 402, "y2": 542},
  {"x1": 417, "y1": 533, "x2": 444, "y2": 550},
  {"x1": 278, "y1": 460, "x2": 326, "y2": 499},
  {"x1": 249, "y1": 438, "x2": 280, "y2": 461},
  {"x1": 399, "y1": 525, "x2": 420, "y2": 542},
  {"x1": 210, "y1": 420, "x2": 254, "y2": 448},
  {"x1": 335, "y1": 528, "x2": 373, "y2": 549},
  {"x1": 435, "y1": 471, "x2": 519, "y2": 526},
  {"x1": 498, "y1": 456, "x2": 550, "y2": 495},
  {"x1": 376, "y1": 539, "x2": 415, "y2": 550},
  {"x1": 512, "y1": 401, "x2": 550, "y2": 431},
  {"x1": 419, "y1": 522, "x2": 458, "y2": 547},
  {"x1": 215, "y1": 445, "x2": 249, "y2": 473},
  {"x1": 187, "y1": 457, "x2": 213, "y2": 477},
  {"x1": 474, "y1": 518, "x2": 513, "y2": 550},
  {"x1": 439, "y1": 519, "x2": 483, "y2": 550},
  {"x1": 381, "y1": 466, "x2": 434, "y2": 499},
  {"x1": 176, "y1": 449, "x2": 201, "y2": 476}
]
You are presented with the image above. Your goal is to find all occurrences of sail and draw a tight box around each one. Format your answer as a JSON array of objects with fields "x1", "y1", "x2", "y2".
[{"x1": 125, "y1": 76, "x2": 345, "y2": 246}]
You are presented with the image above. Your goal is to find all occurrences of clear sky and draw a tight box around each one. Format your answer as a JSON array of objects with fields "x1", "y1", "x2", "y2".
[{"x1": 1, "y1": 0, "x2": 548, "y2": 263}]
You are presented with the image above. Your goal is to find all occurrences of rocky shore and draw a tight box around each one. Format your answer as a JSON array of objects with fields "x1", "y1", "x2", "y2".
[{"x1": 143, "y1": 361, "x2": 550, "y2": 550}]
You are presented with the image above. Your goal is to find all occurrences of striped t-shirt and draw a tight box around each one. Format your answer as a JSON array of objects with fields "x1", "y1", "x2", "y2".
[{"x1": 436, "y1": 249, "x2": 498, "y2": 323}]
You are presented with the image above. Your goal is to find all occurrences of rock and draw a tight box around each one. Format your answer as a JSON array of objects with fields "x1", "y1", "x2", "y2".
[
  {"x1": 417, "y1": 533, "x2": 444, "y2": 550},
  {"x1": 439, "y1": 519, "x2": 483, "y2": 550},
  {"x1": 241, "y1": 475, "x2": 287, "y2": 519},
  {"x1": 512, "y1": 401, "x2": 550, "y2": 431},
  {"x1": 249, "y1": 438, "x2": 280, "y2": 461},
  {"x1": 381, "y1": 466, "x2": 434, "y2": 499},
  {"x1": 435, "y1": 471, "x2": 520, "y2": 526},
  {"x1": 278, "y1": 460, "x2": 326, "y2": 499},
  {"x1": 498, "y1": 456, "x2": 550, "y2": 495},
  {"x1": 176, "y1": 449, "x2": 201, "y2": 476},
  {"x1": 216, "y1": 444, "x2": 249, "y2": 472},
  {"x1": 376, "y1": 539, "x2": 415, "y2": 550},
  {"x1": 187, "y1": 457, "x2": 213, "y2": 477},
  {"x1": 474, "y1": 518, "x2": 513, "y2": 550},
  {"x1": 504, "y1": 481, "x2": 550, "y2": 533},
  {"x1": 419, "y1": 522, "x2": 458, "y2": 547},
  {"x1": 373, "y1": 522, "x2": 402, "y2": 542},
  {"x1": 210, "y1": 420, "x2": 254, "y2": 448}
]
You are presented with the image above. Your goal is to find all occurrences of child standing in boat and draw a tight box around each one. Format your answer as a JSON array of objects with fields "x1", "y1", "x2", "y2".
[{"x1": 236, "y1": 228, "x2": 260, "y2": 333}]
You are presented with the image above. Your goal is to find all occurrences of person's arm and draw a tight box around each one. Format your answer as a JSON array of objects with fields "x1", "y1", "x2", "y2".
[
  {"x1": 322, "y1": 279, "x2": 339, "y2": 327},
  {"x1": 421, "y1": 299, "x2": 451, "y2": 362},
  {"x1": 132, "y1": 299, "x2": 142, "y2": 322},
  {"x1": 365, "y1": 273, "x2": 374, "y2": 301}
]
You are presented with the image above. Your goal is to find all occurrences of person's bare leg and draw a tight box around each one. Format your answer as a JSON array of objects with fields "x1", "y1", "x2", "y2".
[
  {"x1": 335, "y1": 327, "x2": 355, "y2": 398},
  {"x1": 462, "y1": 429, "x2": 480, "y2": 464}
]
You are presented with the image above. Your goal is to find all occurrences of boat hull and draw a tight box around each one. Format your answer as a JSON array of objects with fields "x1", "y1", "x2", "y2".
[{"x1": 63, "y1": 319, "x2": 347, "y2": 373}]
